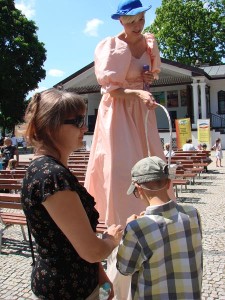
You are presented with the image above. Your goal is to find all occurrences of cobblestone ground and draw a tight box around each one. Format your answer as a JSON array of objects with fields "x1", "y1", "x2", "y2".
[{"x1": 0, "y1": 154, "x2": 225, "y2": 299}]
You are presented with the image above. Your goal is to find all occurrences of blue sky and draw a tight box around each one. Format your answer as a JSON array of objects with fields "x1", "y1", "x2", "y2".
[{"x1": 14, "y1": 0, "x2": 162, "y2": 97}]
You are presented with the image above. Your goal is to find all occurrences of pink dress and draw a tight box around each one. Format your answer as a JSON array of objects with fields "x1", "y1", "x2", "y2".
[{"x1": 85, "y1": 33, "x2": 174, "y2": 226}]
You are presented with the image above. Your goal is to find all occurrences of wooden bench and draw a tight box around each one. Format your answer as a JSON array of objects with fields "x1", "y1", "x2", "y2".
[
  {"x1": 175, "y1": 150, "x2": 211, "y2": 156},
  {"x1": 68, "y1": 164, "x2": 87, "y2": 170},
  {"x1": 0, "y1": 193, "x2": 27, "y2": 252},
  {"x1": 0, "y1": 178, "x2": 22, "y2": 184},
  {"x1": 175, "y1": 170, "x2": 197, "y2": 184},
  {"x1": 0, "y1": 173, "x2": 25, "y2": 179},
  {"x1": 180, "y1": 163, "x2": 205, "y2": 177},
  {"x1": 0, "y1": 183, "x2": 22, "y2": 192},
  {"x1": 70, "y1": 170, "x2": 86, "y2": 182},
  {"x1": 172, "y1": 179, "x2": 189, "y2": 197},
  {"x1": 0, "y1": 192, "x2": 107, "y2": 253},
  {"x1": 0, "y1": 170, "x2": 26, "y2": 175}
]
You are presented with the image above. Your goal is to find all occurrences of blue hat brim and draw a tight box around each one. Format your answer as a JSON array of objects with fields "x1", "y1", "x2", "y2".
[{"x1": 111, "y1": 5, "x2": 151, "y2": 20}]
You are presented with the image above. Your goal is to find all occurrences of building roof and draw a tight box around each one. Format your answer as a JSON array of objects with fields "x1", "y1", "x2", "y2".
[
  {"x1": 201, "y1": 65, "x2": 225, "y2": 78},
  {"x1": 53, "y1": 59, "x2": 225, "y2": 93}
]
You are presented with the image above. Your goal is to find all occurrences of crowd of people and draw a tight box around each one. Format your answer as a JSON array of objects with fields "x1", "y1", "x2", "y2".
[
  {"x1": 2, "y1": 0, "x2": 224, "y2": 299},
  {"x1": 18, "y1": 87, "x2": 204, "y2": 300}
]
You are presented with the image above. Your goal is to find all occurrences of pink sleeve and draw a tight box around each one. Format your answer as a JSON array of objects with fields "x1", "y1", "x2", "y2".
[
  {"x1": 94, "y1": 37, "x2": 132, "y2": 93},
  {"x1": 145, "y1": 33, "x2": 161, "y2": 79}
]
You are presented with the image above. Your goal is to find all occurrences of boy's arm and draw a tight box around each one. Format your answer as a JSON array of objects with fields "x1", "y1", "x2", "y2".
[{"x1": 116, "y1": 222, "x2": 145, "y2": 276}]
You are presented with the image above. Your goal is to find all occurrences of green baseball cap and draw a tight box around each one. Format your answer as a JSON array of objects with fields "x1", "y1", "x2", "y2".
[{"x1": 127, "y1": 156, "x2": 169, "y2": 195}]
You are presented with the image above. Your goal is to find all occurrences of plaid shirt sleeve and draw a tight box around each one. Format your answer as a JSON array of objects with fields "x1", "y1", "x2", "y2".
[{"x1": 116, "y1": 221, "x2": 151, "y2": 275}]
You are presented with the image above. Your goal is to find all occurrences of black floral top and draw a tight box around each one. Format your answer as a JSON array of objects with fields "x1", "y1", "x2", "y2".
[{"x1": 21, "y1": 156, "x2": 99, "y2": 299}]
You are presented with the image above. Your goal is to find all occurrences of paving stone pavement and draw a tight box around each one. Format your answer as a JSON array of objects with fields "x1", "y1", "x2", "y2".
[{"x1": 0, "y1": 153, "x2": 225, "y2": 299}]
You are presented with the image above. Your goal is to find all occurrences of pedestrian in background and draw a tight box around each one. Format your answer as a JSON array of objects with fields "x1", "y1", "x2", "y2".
[
  {"x1": 182, "y1": 138, "x2": 196, "y2": 151},
  {"x1": 1, "y1": 137, "x2": 19, "y2": 169},
  {"x1": 212, "y1": 138, "x2": 223, "y2": 167},
  {"x1": 163, "y1": 142, "x2": 175, "y2": 157}
]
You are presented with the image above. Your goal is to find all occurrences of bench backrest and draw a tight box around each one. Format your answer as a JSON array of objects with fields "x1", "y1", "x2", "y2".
[{"x1": 0, "y1": 193, "x2": 21, "y2": 209}]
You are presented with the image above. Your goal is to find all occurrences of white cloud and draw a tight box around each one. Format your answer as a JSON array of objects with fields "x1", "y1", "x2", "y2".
[
  {"x1": 15, "y1": 0, "x2": 35, "y2": 19},
  {"x1": 83, "y1": 19, "x2": 104, "y2": 37},
  {"x1": 48, "y1": 69, "x2": 65, "y2": 77}
]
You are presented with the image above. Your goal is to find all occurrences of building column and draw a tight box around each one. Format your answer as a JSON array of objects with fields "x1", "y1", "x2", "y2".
[
  {"x1": 199, "y1": 81, "x2": 207, "y2": 119},
  {"x1": 191, "y1": 81, "x2": 199, "y2": 126}
]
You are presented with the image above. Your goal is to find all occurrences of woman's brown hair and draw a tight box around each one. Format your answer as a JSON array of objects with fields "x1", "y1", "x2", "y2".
[{"x1": 24, "y1": 88, "x2": 86, "y2": 159}]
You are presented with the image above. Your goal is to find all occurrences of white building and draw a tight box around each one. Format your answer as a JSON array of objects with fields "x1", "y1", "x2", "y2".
[{"x1": 54, "y1": 60, "x2": 225, "y2": 149}]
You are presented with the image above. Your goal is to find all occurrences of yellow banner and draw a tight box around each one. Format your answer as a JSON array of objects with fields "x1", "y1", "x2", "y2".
[
  {"x1": 175, "y1": 118, "x2": 192, "y2": 149},
  {"x1": 197, "y1": 119, "x2": 211, "y2": 146}
]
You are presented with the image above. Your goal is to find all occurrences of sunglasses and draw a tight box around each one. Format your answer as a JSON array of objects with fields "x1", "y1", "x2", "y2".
[{"x1": 63, "y1": 115, "x2": 86, "y2": 128}]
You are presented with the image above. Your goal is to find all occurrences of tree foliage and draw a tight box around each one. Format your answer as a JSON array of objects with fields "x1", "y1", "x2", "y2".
[
  {"x1": 145, "y1": 0, "x2": 225, "y2": 65},
  {"x1": 0, "y1": 0, "x2": 46, "y2": 134}
]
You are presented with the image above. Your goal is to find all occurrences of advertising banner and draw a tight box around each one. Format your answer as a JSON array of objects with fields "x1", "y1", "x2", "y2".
[
  {"x1": 197, "y1": 119, "x2": 211, "y2": 147},
  {"x1": 175, "y1": 118, "x2": 192, "y2": 149}
]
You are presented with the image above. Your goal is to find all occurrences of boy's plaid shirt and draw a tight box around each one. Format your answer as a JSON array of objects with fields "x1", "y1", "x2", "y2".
[{"x1": 117, "y1": 200, "x2": 202, "y2": 300}]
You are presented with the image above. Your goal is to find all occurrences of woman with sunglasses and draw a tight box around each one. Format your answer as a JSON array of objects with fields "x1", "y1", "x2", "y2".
[{"x1": 21, "y1": 88, "x2": 123, "y2": 300}]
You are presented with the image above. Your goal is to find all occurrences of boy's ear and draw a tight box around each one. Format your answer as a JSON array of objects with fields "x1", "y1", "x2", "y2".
[
  {"x1": 136, "y1": 183, "x2": 145, "y2": 197},
  {"x1": 167, "y1": 178, "x2": 171, "y2": 188},
  {"x1": 135, "y1": 183, "x2": 141, "y2": 192}
]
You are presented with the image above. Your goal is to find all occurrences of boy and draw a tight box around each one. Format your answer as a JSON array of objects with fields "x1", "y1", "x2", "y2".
[{"x1": 117, "y1": 156, "x2": 202, "y2": 299}]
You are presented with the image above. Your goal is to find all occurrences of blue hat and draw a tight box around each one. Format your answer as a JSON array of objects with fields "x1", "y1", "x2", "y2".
[{"x1": 111, "y1": 0, "x2": 151, "y2": 20}]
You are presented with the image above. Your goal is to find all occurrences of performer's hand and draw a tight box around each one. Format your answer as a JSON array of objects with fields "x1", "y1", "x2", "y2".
[
  {"x1": 138, "y1": 90, "x2": 158, "y2": 110},
  {"x1": 142, "y1": 71, "x2": 154, "y2": 84}
]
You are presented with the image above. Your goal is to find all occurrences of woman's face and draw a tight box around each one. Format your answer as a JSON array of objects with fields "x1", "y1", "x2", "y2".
[
  {"x1": 121, "y1": 13, "x2": 145, "y2": 37},
  {"x1": 56, "y1": 114, "x2": 88, "y2": 153}
]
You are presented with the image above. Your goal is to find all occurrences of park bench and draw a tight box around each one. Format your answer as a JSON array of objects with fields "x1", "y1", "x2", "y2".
[
  {"x1": 0, "y1": 173, "x2": 25, "y2": 179},
  {"x1": 175, "y1": 169, "x2": 197, "y2": 184},
  {"x1": 0, "y1": 191, "x2": 107, "y2": 253},
  {"x1": 0, "y1": 178, "x2": 21, "y2": 184},
  {"x1": 172, "y1": 179, "x2": 189, "y2": 197},
  {"x1": 0, "y1": 193, "x2": 27, "y2": 253}
]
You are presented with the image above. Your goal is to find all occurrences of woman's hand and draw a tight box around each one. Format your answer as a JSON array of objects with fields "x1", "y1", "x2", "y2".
[
  {"x1": 137, "y1": 90, "x2": 158, "y2": 110},
  {"x1": 104, "y1": 224, "x2": 123, "y2": 247},
  {"x1": 99, "y1": 264, "x2": 114, "y2": 300}
]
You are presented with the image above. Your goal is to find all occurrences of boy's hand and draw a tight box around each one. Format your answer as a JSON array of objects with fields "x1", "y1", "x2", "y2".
[
  {"x1": 139, "y1": 211, "x2": 145, "y2": 216},
  {"x1": 126, "y1": 214, "x2": 138, "y2": 224},
  {"x1": 126, "y1": 212, "x2": 146, "y2": 224}
]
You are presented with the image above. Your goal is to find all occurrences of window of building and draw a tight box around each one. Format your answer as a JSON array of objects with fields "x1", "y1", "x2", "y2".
[{"x1": 218, "y1": 90, "x2": 225, "y2": 114}]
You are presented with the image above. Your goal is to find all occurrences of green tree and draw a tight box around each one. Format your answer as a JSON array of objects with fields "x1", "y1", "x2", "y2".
[
  {"x1": 145, "y1": 0, "x2": 225, "y2": 65},
  {"x1": 0, "y1": 0, "x2": 46, "y2": 134}
]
